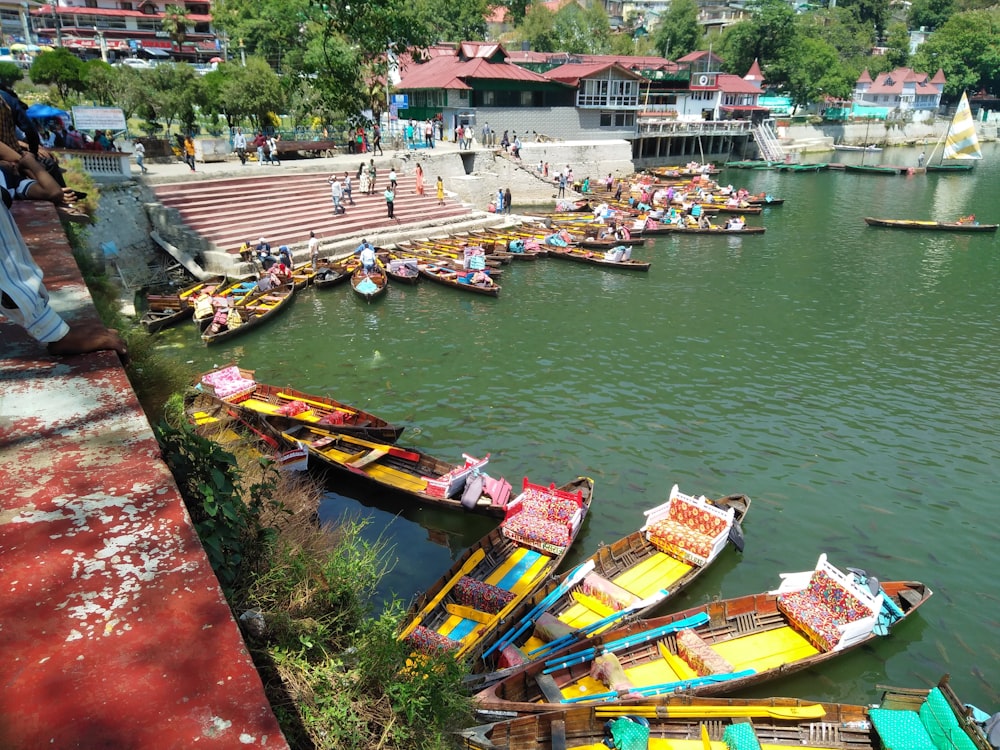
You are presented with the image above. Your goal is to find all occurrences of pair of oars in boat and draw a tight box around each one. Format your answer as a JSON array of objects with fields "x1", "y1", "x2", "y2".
[{"x1": 593, "y1": 704, "x2": 828, "y2": 720}]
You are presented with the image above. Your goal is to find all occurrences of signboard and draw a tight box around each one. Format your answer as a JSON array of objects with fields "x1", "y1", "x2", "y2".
[
  {"x1": 391, "y1": 94, "x2": 408, "y2": 109},
  {"x1": 72, "y1": 106, "x2": 127, "y2": 131},
  {"x1": 691, "y1": 73, "x2": 717, "y2": 88}
]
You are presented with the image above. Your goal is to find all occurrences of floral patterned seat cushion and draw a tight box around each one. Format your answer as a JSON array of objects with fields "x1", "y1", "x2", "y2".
[
  {"x1": 501, "y1": 488, "x2": 581, "y2": 549},
  {"x1": 676, "y1": 628, "x2": 733, "y2": 676},
  {"x1": 646, "y1": 498, "x2": 728, "y2": 560},
  {"x1": 777, "y1": 570, "x2": 870, "y2": 651},
  {"x1": 454, "y1": 576, "x2": 515, "y2": 614},
  {"x1": 200, "y1": 366, "x2": 256, "y2": 401},
  {"x1": 405, "y1": 625, "x2": 458, "y2": 654}
]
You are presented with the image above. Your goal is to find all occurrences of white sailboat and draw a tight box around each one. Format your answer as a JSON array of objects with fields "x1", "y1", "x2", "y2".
[{"x1": 926, "y1": 92, "x2": 981, "y2": 172}]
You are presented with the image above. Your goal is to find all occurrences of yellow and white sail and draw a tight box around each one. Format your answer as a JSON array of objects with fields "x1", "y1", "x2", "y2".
[{"x1": 942, "y1": 92, "x2": 982, "y2": 160}]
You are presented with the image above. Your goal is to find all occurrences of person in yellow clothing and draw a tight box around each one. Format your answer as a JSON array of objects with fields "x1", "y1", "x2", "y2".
[
  {"x1": 183, "y1": 135, "x2": 196, "y2": 171},
  {"x1": 436, "y1": 176, "x2": 444, "y2": 205}
]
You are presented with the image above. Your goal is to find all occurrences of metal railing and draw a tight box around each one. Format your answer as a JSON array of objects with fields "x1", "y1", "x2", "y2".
[{"x1": 636, "y1": 119, "x2": 756, "y2": 137}]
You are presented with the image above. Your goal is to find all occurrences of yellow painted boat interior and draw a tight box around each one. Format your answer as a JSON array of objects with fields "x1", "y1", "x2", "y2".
[
  {"x1": 288, "y1": 430, "x2": 429, "y2": 492},
  {"x1": 560, "y1": 626, "x2": 819, "y2": 701},
  {"x1": 440, "y1": 546, "x2": 551, "y2": 646},
  {"x1": 242, "y1": 398, "x2": 322, "y2": 423},
  {"x1": 521, "y1": 552, "x2": 694, "y2": 654},
  {"x1": 571, "y1": 740, "x2": 834, "y2": 750}
]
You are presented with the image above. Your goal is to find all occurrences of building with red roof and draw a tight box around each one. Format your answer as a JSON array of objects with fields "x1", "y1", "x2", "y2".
[
  {"x1": 852, "y1": 67, "x2": 944, "y2": 114},
  {"x1": 30, "y1": 0, "x2": 219, "y2": 62}
]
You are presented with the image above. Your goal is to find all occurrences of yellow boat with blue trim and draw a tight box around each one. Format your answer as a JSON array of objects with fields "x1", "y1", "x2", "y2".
[
  {"x1": 474, "y1": 553, "x2": 931, "y2": 715},
  {"x1": 463, "y1": 674, "x2": 990, "y2": 750},
  {"x1": 476, "y1": 485, "x2": 749, "y2": 675},
  {"x1": 399, "y1": 477, "x2": 594, "y2": 661}
]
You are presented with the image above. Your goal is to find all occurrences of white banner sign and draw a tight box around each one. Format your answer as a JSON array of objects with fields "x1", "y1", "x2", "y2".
[{"x1": 72, "y1": 106, "x2": 127, "y2": 131}]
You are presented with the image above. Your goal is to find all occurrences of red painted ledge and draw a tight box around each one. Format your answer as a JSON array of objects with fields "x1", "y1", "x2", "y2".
[{"x1": 0, "y1": 201, "x2": 287, "y2": 749}]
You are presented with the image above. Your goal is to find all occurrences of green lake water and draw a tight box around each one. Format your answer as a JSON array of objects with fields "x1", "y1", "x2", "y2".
[{"x1": 159, "y1": 144, "x2": 1000, "y2": 709}]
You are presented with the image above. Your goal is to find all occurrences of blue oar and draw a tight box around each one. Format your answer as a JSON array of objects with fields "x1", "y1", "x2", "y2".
[
  {"x1": 527, "y1": 590, "x2": 669, "y2": 660},
  {"x1": 560, "y1": 690, "x2": 619, "y2": 704},
  {"x1": 482, "y1": 561, "x2": 594, "y2": 660},
  {"x1": 542, "y1": 612, "x2": 710, "y2": 674},
  {"x1": 627, "y1": 669, "x2": 756, "y2": 697}
]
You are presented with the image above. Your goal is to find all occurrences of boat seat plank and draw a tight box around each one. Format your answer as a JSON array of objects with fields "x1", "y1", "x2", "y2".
[
  {"x1": 614, "y1": 551, "x2": 692, "y2": 596},
  {"x1": 713, "y1": 626, "x2": 819, "y2": 673},
  {"x1": 347, "y1": 447, "x2": 390, "y2": 468},
  {"x1": 536, "y1": 673, "x2": 566, "y2": 704},
  {"x1": 551, "y1": 719, "x2": 567, "y2": 750}
]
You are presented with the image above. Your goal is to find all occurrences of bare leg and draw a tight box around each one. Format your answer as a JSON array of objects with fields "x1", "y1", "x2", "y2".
[{"x1": 47, "y1": 322, "x2": 128, "y2": 359}]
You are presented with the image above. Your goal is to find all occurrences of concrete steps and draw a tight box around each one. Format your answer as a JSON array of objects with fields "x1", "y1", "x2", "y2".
[{"x1": 151, "y1": 172, "x2": 469, "y2": 255}]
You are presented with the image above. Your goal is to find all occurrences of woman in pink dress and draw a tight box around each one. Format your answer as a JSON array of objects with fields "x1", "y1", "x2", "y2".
[{"x1": 414, "y1": 162, "x2": 425, "y2": 195}]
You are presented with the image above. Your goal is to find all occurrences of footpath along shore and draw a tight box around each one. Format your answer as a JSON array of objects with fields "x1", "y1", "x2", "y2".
[{"x1": 0, "y1": 200, "x2": 288, "y2": 749}]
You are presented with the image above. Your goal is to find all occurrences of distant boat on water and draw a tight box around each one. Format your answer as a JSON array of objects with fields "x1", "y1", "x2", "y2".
[
  {"x1": 926, "y1": 91, "x2": 981, "y2": 172},
  {"x1": 833, "y1": 144, "x2": 882, "y2": 153}
]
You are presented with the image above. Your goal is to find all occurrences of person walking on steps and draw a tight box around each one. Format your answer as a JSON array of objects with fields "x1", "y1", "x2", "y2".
[
  {"x1": 133, "y1": 140, "x2": 147, "y2": 174},
  {"x1": 343, "y1": 172, "x2": 355, "y2": 204},
  {"x1": 385, "y1": 185, "x2": 395, "y2": 218},
  {"x1": 436, "y1": 176, "x2": 445, "y2": 205},
  {"x1": 372, "y1": 124, "x2": 383, "y2": 156}
]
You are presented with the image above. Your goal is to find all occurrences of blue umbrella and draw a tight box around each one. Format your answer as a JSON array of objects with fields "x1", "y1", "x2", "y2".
[{"x1": 25, "y1": 103, "x2": 69, "y2": 122}]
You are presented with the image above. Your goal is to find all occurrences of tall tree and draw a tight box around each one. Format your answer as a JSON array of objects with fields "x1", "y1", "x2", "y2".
[
  {"x1": 908, "y1": 0, "x2": 954, "y2": 30},
  {"x1": 910, "y1": 9, "x2": 1000, "y2": 97},
  {"x1": 516, "y1": 4, "x2": 559, "y2": 53},
  {"x1": 882, "y1": 22, "x2": 911, "y2": 68},
  {"x1": 652, "y1": 0, "x2": 702, "y2": 60},
  {"x1": 718, "y1": 0, "x2": 799, "y2": 87},
  {"x1": 836, "y1": 0, "x2": 890, "y2": 36},
  {"x1": 785, "y1": 36, "x2": 853, "y2": 110},
  {"x1": 161, "y1": 5, "x2": 191, "y2": 52},
  {"x1": 412, "y1": 0, "x2": 490, "y2": 42},
  {"x1": 551, "y1": 1, "x2": 612, "y2": 55},
  {"x1": 29, "y1": 48, "x2": 86, "y2": 102}
]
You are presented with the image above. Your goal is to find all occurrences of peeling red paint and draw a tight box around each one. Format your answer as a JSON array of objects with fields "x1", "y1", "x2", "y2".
[{"x1": 0, "y1": 203, "x2": 287, "y2": 748}]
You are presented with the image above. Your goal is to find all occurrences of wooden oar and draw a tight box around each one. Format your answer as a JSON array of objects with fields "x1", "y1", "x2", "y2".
[{"x1": 594, "y1": 704, "x2": 828, "y2": 720}]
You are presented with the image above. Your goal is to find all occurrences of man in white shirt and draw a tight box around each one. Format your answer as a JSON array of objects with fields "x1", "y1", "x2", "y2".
[
  {"x1": 356, "y1": 240, "x2": 376, "y2": 273},
  {"x1": 232, "y1": 128, "x2": 247, "y2": 165},
  {"x1": 133, "y1": 140, "x2": 147, "y2": 174},
  {"x1": 308, "y1": 231, "x2": 321, "y2": 268},
  {"x1": 329, "y1": 176, "x2": 344, "y2": 214}
]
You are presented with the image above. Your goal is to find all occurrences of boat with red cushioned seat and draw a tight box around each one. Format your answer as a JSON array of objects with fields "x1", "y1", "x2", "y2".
[
  {"x1": 194, "y1": 364, "x2": 404, "y2": 443},
  {"x1": 473, "y1": 553, "x2": 931, "y2": 716}
]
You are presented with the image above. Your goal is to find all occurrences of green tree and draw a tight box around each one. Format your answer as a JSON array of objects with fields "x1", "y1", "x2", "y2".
[
  {"x1": 29, "y1": 48, "x2": 86, "y2": 102},
  {"x1": 910, "y1": 9, "x2": 1000, "y2": 97},
  {"x1": 139, "y1": 63, "x2": 201, "y2": 133},
  {"x1": 652, "y1": 0, "x2": 702, "y2": 59},
  {"x1": 785, "y1": 36, "x2": 853, "y2": 110},
  {"x1": 220, "y1": 57, "x2": 285, "y2": 130},
  {"x1": 718, "y1": 0, "x2": 799, "y2": 88},
  {"x1": 551, "y1": 1, "x2": 612, "y2": 54},
  {"x1": 0, "y1": 62, "x2": 21, "y2": 88},
  {"x1": 161, "y1": 5, "x2": 191, "y2": 52},
  {"x1": 837, "y1": 0, "x2": 890, "y2": 36},
  {"x1": 882, "y1": 22, "x2": 911, "y2": 68},
  {"x1": 516, "y1": 3, "x2": 559, "y2": 53},
  {"x1": 503, "y1": 0, "x2": 530, "y2": 26},
  {"x1": 412, "y1": 0, "x2": 489, "y2": 42},
  {"x1": 212, "y1": 0, "x2": 311, "y2": 69},
  {"x1": 909, "y1": 0, "x2": 954, "y2": 30}
]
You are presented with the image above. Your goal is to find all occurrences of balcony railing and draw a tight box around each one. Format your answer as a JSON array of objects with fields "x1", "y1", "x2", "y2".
[
  {"x1": 53, "y1": 149, "x2": 132, "y2": 181},
  {"x1": 636, "y1": 118, "x2": 755, "y2": 136}
]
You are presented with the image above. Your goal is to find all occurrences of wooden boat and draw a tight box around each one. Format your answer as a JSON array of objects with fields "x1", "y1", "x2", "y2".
[
  {"x1": 277, "y1": 422, "x2": 503, "y2": 515},
  {"x1": 864, "y1": 217, "x2": 997, "y2": 232},
  {"x1": 776, "y1": 162, "x2": 828, "y2": 172},
  {"x1": 350, "y1": 263, "x2": 388, "y2": 302},
  {"x1": 312, "y1": 261, "x2": 351, "y2": 289},
  {"x1": 545, "y1": 245, "x2": 650, "y2": 271},
  {"x1": 464, "y1": 674, "x2": 988, "y2": 750},
  {"x1": 834, "y1": 144, "x2": 883, "y2": 152},
  {"x1": 398, "y1": 477, "x2": 594, "y2": 661},
  {"x1": 194, "y1": 364, "x2": 404, "y2": 443},
  {"x1": 477, "y1": 487, "x2": 749, "y2": 674},
  {"x1": 201, "y1": 280, "x2": 295, "y2": 345},
  {"x1": 385, "y1": 257, "x2": 420, "y2": 285},
  {"x1": 289, "y1": 261, "x2": 317, "y2": 290},
  {"x1": 191, "y1": 278, "x2": 261, "y2": 329},
  {"x1": 640, "y1": 222, "x2": 765, "y2": 236},
  {"x1": 141, "y1": 275, "x2": 225, "y2": 332},
  {"x1": 473, "y1": 553, "x2": 932, "y2": 715},
  {"x1": 417, "y1": 263, "x2": 501, "y2": 297},
  {"x1": 140, "y1": 303, "x2": 193, "y2": 333},
  {"x1": 925, "y1": 91, "x2": 980, "y2": 173},
  {"x1": 745, "y1": 193, "x2": 785, "y2": 206},
  {"x1": 844, "y1": 164, "x2": 901, "y2": 175},
  {"x1": 925, "y1": 163, "x2": 975, "y2": 172}
]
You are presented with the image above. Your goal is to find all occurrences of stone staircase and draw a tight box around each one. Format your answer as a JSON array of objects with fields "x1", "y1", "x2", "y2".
[{"x1": 149, "y1": 171, "x2": 479, "y2": 271}]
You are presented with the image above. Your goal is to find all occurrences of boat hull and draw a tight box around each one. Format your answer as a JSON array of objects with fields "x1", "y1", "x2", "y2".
[{"x1": 864, "y1": 217, "x2": 997, "y2": 232}]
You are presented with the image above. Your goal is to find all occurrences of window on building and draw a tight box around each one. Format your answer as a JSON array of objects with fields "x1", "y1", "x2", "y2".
[
  {"x1": 600, "y1": 111, "x2": 635, "y2": 127},
  {"x1": 85, "y1": 0, "x2": 98, "y2": 6},
  {"x1": 578, "y1": 79, "x2": 609, "y2": 107},
  {"x1": 459, "y1": 89, "x2": 468, "y2": 100},
  {"x1": 120, "y1": 2, "x2": 133, "y2": 9},
  {"x1": 609, "y1": 79, "x2": 637, "y2": 107},
  {"x1": 480, "y1": 90, "x2": 495, "y2": 106}
]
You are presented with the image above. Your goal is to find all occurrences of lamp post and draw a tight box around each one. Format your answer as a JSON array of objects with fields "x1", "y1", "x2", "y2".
[
  {"x1": 94, "y1": 26, "x2": 107, "y2": 63},
  {"x1": 386, "y1": 40, "x2": 392, "y2": 140},
  {"x1": 239, "y1": 38, "x2": 245, "y2": 66},
  {"x1": 51, "y1": 2, "x2": 62, "y2": 47}
]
